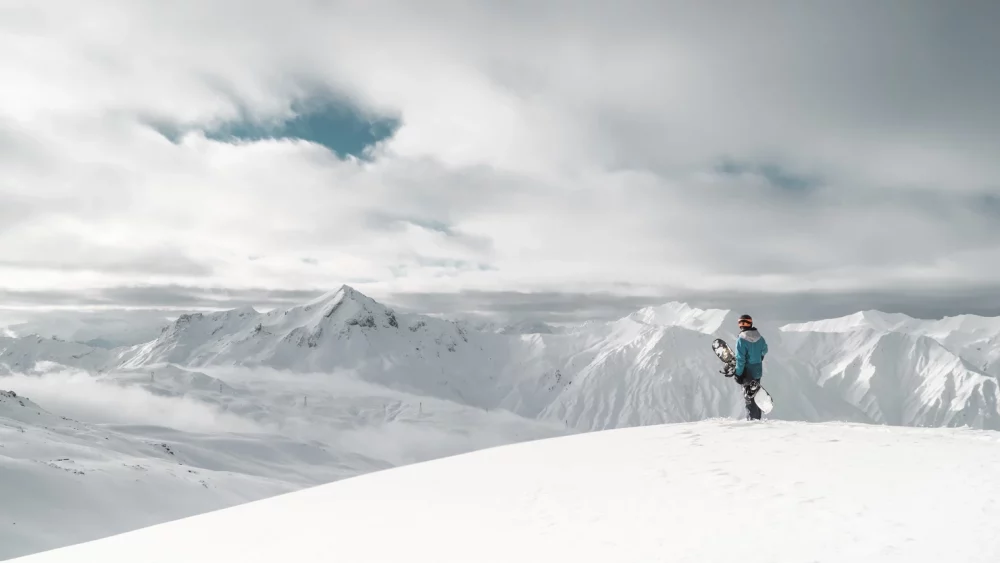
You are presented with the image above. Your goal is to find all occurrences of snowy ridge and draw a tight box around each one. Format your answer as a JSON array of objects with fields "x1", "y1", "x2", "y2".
[
  {"x1": 13, "y1": 420, "x2": 1000, "y2": 563},
  {"x1": 777, "y1": 328, "x2": 999, "y2": 427},
  {"x1": 115, "y1": 285, "x2": 503, "y2": 408},
  {"x1": 627, "y1": 301, "x2": 731, "y2": 334},
  {"x1": 781, "y1": 310, "x2": 918, "y2": 333},
  {"x1": 3, "y1": 284, "x2": 999, "y2": 433},
  {"x1": 781, "y1": 310, "x2": 1000, "y2": 377}
]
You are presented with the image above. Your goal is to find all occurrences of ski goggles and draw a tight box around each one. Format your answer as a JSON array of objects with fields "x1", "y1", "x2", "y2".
[{"x1": 738, "y1": 319, "x2": 752, "y2": 327}]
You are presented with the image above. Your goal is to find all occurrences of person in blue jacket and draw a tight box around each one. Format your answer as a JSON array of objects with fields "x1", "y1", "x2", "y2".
[{"x1": 733, "y1": 313, "x2": 767, "y2": 420}]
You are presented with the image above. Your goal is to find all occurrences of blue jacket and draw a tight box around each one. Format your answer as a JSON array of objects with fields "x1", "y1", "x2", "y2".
[{"x1": 735, "y1": 328, "x2": 767, "y2": 380}]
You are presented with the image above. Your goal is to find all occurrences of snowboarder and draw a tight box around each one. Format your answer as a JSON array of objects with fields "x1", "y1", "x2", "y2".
[{"x1": 732, "y1": 314, "x2": 768, "y2": 420}]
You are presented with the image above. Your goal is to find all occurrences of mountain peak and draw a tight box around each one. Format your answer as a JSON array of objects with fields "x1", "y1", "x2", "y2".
[
  {"x1": 628, "y1": 301, "x2": 730, "y2": 334},
  {"x1": 781, "y1": 310, "x2": 916, "y2": 334},
  {"x1": 303, "y1": 285, "x2": 362, "y2": 307},
  {"x1": 287, "y1": 284, "x2": 400, "y2": 334},
  {"x1": 298, "y1": 285, "x2": 388, "y2": 314}
]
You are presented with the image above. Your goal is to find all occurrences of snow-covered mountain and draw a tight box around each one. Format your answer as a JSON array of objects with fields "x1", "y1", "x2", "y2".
[
  {"x1": 4, "y1": 285, "x2": 999, "y2": 432},
  {"x1": 626, "y1": 301, "x2": 732, "y2": 333},
  {"x1": 13, "y1": 420, "x2": 1000, "y2": 563},
  {"x1": 77, "y1": 285, "x2": 998, "y2": 431},
  {"x1": 3, "y1": 285, "x2": 1000, "y2": 558},
  {"x1": 783, "y1": 309, "x2": 1000, "y2": 377}
]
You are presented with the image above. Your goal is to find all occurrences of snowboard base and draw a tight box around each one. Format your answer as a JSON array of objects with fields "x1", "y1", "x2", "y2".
[{"x1": 749, "y1": 382, "x2": 773, "y2": 415}]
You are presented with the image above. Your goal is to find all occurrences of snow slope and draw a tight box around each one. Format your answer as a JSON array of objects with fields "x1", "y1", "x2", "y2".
[
  {"x1": 775, "y1": 329, "x2": 1000, "y2": 427},
  {"x1": 784, "y1": 310, "x2": 1000, "y2": 377},
  {"x1": 0, "y1": 389, "x2": 301, "y2": 559},
  {"x1": 13, "y1": 420, "x2": 1000, "y2": 563},
  {"x1": 0, "y1": 367, "x2": 565, "y2": 559}
]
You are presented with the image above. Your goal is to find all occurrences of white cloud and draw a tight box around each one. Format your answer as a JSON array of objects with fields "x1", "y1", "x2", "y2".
[
  {"x1": 1, "y1": 0, "x2": 999, "y2": 308},
  {"x1": 1, "y1": 371, "x2": 266, "y2": 434}
]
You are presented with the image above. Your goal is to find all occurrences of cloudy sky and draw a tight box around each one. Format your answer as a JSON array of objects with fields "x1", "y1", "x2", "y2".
[{"x1": 3, "y1": 0, "x2": 1000, "y2": 324}]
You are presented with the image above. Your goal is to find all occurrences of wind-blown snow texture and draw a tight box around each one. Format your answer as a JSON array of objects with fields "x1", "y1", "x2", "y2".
[
  {"x1": 12, "y1": 420, "x2": 1000, "y2": 563},
  {"x1": 2, "y1": 285, "x2": 1000, "y2": 558}
]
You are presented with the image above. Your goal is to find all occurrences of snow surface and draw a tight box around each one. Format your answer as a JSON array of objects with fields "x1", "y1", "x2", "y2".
[
  {"x1": 0, "y1": 389, "x2": 301, "y2": 558},
  {"x1": 3, "y1": 285, "x2": 1000, "y2": 558},
  {"x1": 0, "y1": 365, "x2": 563, "y2": 559},
  {"x1": 12, "y1": 420, "x2": 1000, "y2": 563}
]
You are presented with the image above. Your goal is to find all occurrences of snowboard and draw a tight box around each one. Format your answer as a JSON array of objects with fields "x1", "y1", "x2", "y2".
[{"x1": 711, "y1": 338, "x2": 773, "y2": 415}]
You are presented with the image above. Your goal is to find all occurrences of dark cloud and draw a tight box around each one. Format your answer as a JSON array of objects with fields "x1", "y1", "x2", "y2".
[
  {"x1": 364, "y1": 212, "x2": 496, "y2": 255},
  {"x1": 388, "y1": 287, "x2": 1000, "y2": 325},
  {"x1": 0, "y1": 286, "x2": 320, "y2": 310},
  {"x1": 477, "y1": 0, "x2": 1000, "y2": 193},
  {"x1": 364, "y1": 213, "x2": 455, "y2": 235},
  {"x1": 677, "y1": 287, "x2": 1000, "y2": 324},
  {"x1": 390, "y1": 290, "x2": 663, "y2": 324},
  {"x1": 1, "y1": 309, "x2": 178, "y2": 347},
  {"x1": 410, "y1": 257, "x2": 495, "y2": 271},
  {"x1": 714, "y1": 159, "x2": 821, "y2": 194},
  {"x1": 0, "y1": 251, "x2": 212, "y2": 277},
  {"x1": 5, "y1": 283, "x2": 1000, "y2": 331}
]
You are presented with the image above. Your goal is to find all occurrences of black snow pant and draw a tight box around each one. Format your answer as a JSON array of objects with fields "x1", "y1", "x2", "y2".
[{"x1": 742, "y1": 379, "x2": 762, "y2": 421}]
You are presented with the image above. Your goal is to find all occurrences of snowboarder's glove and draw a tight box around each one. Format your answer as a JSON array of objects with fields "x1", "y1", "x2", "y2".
[{"x1": 734, "y1": 374, "x2": 746, "y2": 385}]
